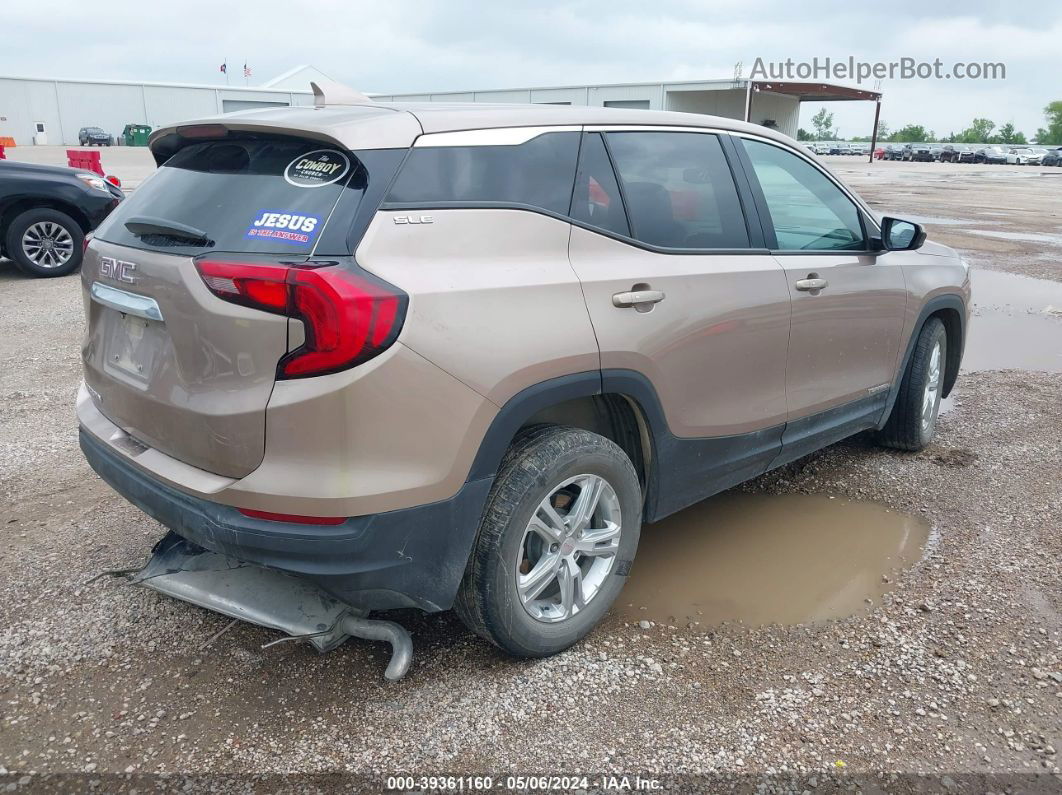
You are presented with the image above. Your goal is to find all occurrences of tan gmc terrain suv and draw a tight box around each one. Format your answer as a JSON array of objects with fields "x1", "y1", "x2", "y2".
[{"x1": 78, "y1": 87, "x2": 970, "y2": 678}]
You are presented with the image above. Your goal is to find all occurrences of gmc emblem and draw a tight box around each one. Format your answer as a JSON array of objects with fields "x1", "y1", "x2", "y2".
[{"x1": 100, "y1": 256, "x2": 137, "y2": 284}]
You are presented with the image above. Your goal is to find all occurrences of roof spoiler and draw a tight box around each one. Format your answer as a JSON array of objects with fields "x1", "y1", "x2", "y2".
[{"x1": 311, "y1": 80, "x2": 374, "y2": 108}]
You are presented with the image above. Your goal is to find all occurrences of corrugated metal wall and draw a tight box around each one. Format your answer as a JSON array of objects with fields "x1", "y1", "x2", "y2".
[
  {"x1": 376, "y1": 82, "x2": 801, "y2": 136},
  {"x1": 0, "y1": 78, "x2": 310, "y2": 145}
]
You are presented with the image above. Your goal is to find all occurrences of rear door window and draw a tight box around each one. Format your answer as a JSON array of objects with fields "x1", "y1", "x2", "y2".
[
  {"x1": 385, "y1": 131, "x2": 580, "y2": 215},
  {"x1": 94, "y1": 137, "x2": 368, "y2": 255},
  {"x1": 569, "y1": 133, "x2": 630, "y2": 237},
  {"x1": 603, "y1": 131, "x2": 750, "y2": 249}
]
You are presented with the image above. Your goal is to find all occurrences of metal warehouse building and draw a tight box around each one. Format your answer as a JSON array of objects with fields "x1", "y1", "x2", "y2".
[
  {"x1": 374, "y1": 78, "x2": 881, "y2": 140},
  {"x1": 0, "y1": 64, "x2": 879, "y2": 147},
  {"x1": 0, "y1": 74, "x2": 319, "y2": 146}
]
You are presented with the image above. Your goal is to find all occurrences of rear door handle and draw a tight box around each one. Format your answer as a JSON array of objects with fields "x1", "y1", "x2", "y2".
[
  {"x1": 794, "y1": 277, "x2": 829, "y2": 292},
  {"x1": 612, "y1": 289, "x2": 666, "y2": 308}
]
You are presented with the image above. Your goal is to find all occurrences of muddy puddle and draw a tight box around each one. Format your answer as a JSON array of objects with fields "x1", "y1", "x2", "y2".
[
  {"x1": 962, "y1": 268, "x2": 1062, "y2": 373},
  {"x1": 618, "y1": 493, "x2": 929, "y2": 627}
]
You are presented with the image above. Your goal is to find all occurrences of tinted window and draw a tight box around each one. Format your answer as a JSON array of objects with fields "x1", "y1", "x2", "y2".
[
  {"x1": 741, "y1": 139, "x2": 865, "y2": 251},
  {"x1": 604, "y1": 131, "x2": 749, "y2": 249},
  {"x1": 569, "y1": 133, "x2": 629, "y2": 237},
  {"x1": 96, "y1": 137, "x2": 365, "y2": 255},
  {"x1": 386, "y1": 132, "x2": 579, "y2": 215}
]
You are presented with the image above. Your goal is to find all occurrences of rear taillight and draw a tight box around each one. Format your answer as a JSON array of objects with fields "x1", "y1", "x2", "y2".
[{"x1": 195, "y1": 259, "x2": 406, "y2": 379}]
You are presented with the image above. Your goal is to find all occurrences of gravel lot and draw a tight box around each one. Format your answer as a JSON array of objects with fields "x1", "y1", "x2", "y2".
[{"x1": 0, "y1": 155, "x2": 1060, "y2": 792}]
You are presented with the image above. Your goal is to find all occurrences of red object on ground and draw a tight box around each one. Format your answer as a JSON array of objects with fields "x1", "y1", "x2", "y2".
[
  {"x1": 105, "y1": 175, "x2": 122, "y2": 188},
  {"x1": 66, "y1": 149, "x2": 104, "y2": 176}
]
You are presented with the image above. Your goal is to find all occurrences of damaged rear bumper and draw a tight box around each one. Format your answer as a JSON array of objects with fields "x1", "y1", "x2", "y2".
[{"x1": 80, "y1": 427, "x2": 492, "y2": 613}]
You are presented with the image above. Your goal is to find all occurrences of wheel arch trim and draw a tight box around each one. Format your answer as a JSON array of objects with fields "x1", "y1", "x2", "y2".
[
  {"x1": 878, "y1": 293, "x2": 966, "y2": 427},
  {"x1": 466, "y1": 369, "x2": 667, "y2": 482}
]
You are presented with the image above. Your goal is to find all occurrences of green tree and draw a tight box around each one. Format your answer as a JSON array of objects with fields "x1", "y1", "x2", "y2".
[
  {"x1": 797, "y1": 128, "x2": 812, "y2": 141},
  {"x1": 875, "y1": 119, "x2": 890, "y2": 140},
  {"x1": 1035, "y1": 101, "x2": 1062, "y2": 144},
  {"x1": 889, "y1": 124, "x2": 934, "y2": 142},
  {"x1": 811, "y1": 108, "x2": 835, "y2": 141},
  {"x1": 994, "y1": 122, "x2": 1026, "y2": 144},
  {"x1": 958, "y1": 118, "x2": 995, "y2": 143}
]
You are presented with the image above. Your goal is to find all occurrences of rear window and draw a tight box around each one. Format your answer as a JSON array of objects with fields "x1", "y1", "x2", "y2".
[
  {"x1": 385, "y1": 131, "x2": 580, "y2": 215},
  {"x1": 95, "y1": 137, "x2": 370, "y2": 255}
]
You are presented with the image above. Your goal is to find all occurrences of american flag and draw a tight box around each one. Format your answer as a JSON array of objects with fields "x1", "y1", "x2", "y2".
[
  {"x1": 219, "y1": 62, "x2": 227, "y2": 74},
  {"x1": 243, "y1": 63, "x2": 252, "y2": 79}
]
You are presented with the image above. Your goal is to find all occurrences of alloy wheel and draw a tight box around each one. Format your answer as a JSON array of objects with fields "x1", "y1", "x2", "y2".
[
  {"x1": 922, "y1": 341, "x2": 942, "y2": 431},
  {"x1": 516, "y1": 474, "x2": 622, "y2": 623},
  {"x1": 22, "y1": 221, "x2": 74, "y2": 269}
]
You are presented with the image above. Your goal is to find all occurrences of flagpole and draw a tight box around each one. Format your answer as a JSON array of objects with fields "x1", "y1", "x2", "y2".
[{"x1": 225, "y1": 56, "x2": 229, "y2": 85}]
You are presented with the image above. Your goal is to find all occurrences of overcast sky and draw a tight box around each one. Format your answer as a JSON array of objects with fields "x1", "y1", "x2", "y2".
[{"x1": 4, "y1": 0, "x2": 1059, "y2": 139}]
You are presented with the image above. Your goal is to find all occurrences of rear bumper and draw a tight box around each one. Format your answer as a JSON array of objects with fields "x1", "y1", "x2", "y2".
[{"x1": 80, "y1": 427, "x2": 492, "y2": 612}]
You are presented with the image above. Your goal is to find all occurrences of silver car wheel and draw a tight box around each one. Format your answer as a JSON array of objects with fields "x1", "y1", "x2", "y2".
[
  {"x1": 922, "y1": 341, "x2": 942, "y2": 431},
  {"x1": 22, "y1": 221, "x2": 74, "y2": 269},
  {"x1": 516, "y1": 473, "x2": 622, "y2": 623}
]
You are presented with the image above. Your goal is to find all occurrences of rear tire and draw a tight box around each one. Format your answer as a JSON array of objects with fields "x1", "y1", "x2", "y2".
[
  {"x1": 455, "y1": 425, "x2": 642, "y2": 657},
  {"x1": 877, "y1": 317, "x2": 947, "y2": 451},
  {"x1": 4, "y1": 208, "x2": 84, "y2": 278}
]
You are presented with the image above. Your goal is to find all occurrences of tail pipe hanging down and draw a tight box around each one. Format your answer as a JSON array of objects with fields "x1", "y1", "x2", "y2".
[
  {"x1": 339, "y1": 615, "x2": 413, "y2": 681},
  {"x1": 131, "y1": 532, "x2": 413, "y2": 681}
]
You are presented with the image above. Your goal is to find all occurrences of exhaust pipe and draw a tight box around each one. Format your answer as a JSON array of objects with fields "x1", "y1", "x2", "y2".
[
  {"x1": 130, "y1": 532, "x2": 416, "y2": 681},
  {"x1": 340, "y1": 615, "x2": 413, "y2": 681}
]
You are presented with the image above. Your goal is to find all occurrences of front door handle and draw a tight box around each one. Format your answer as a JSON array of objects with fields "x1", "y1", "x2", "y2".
[
  {"x1": 794, "y1": 277, "x2": 829, "y2": 292},
  {"x1": 612, "y1": 289, "x2": 666, "y2": 308}
]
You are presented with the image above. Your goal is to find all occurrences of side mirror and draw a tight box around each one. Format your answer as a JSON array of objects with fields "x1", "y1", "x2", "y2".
[{"x1": 880, "y1": 216, "x2": 926, "y2": 251}]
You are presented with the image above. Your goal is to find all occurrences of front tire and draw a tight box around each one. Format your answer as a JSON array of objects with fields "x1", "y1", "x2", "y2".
[
  {"x1": 4, "y1": 208, "x2": 84, "y2": 277},
  {"x1": 455, "y1": 425, "x2": 642, "y2": 658},
  {"x1": 877, "y1": 317, "x2": 947, "y2": 451}
]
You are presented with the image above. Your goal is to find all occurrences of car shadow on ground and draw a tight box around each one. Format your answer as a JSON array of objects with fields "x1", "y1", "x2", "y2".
[{"x1": 0, "y1": 257, "x2": 81, "y2": 283}]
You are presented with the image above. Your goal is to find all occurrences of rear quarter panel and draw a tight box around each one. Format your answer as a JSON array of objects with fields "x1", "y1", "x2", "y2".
[{"x1": 355, "y1": 209, "x2": 600, "y2": 407}]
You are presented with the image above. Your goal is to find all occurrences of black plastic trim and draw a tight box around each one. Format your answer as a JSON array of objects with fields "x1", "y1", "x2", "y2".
[
  {"x1": 877, "y1": 293, "x2": 967, "y2": 425},
  {"x1": 718, "y1": 133, "x2": 768, "y2": 249},
  {"x1": 770, "y1": 392, "x2": 887, "y2": 470},
  {"x1": 600, "y1": 370, "x2": 783, "y2": 521},
  {"x1": 80, "y1": 428, "x2": 492, "y2": 613},
  {"x1": 468, "y1": 372, "x2": 604, "y2": 480},
  {"x1": 466, "y1": 369, "x2": 785, "y2": 524}
]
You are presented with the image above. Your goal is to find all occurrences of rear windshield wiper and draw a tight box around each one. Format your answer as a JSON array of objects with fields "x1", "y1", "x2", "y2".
[{"x1": 124, "y1": 216, "x2": 213, "y2": 246}]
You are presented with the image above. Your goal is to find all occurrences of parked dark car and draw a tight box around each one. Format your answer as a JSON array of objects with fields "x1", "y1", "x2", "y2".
[
  {"x1": 78, "y1": 127, "x2": 113, "y2": 146},
  {"x1": 974, "y1": 146, "x2": 1007, "y2": 164},
  {"x1": 938, "y1": 145, "x2": 959, "y2": 162},
  {"x1": 0, "y1": 160, "x2": 123, "y2": 277},
  {"x1": 957, "y1": 146, "x2": 977, "y2": 163},
  {"x1": 884, "y1": 145, "x2": 905, "y2": 160},
  {"x1": 929, "y1": 146, "x2": 944, "y2": 161},
  {"x1": 903, "y1": 143, "x2": 934, "y2": 162},
  {"x1": 1042, "y1": 148, "x2": 1062, "y2": 166}
]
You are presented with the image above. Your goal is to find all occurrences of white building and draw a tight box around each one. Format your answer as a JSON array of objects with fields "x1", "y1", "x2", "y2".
[
  {"x1": 373, "y1": 77, "x2": 881, "y2": 141},
  {"x1": 0, "y1": 64, "x2": 880, "y2": 147},
  {"x1": 0, "y1": 75, "x2": 315, "y2": 146}
]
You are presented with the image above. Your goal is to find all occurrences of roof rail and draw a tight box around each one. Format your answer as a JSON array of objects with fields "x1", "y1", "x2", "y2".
[{"x1": 310, "y1": 81, "x2": 374, "y2": 108}]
